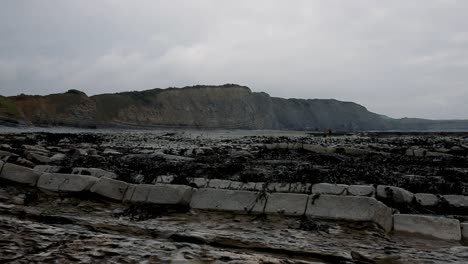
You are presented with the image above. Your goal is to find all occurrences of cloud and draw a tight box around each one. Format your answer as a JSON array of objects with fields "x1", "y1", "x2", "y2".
[{"x1": 0, "y1": 0, "x2": 467, "y2": 119}]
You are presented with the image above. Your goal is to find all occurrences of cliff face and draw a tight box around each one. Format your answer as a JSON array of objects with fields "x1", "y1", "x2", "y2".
[
  {"x1": 6, "y1": 90, "x2": 97, "y2": 128},
  {"x1": 1, "y1": 84, "x2": 467, "y2": 131}
]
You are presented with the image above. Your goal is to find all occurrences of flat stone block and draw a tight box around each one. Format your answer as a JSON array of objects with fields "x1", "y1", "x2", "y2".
[
  {"x1": 90, "y1": 177, "x2": 128, "y2": 200},
  {"x1": 1, "y1": 163, "x2": 42, "y2": 186},
  {"x1": 348, "y1": 185, "x2": 375, "y2": 196},
  {"x1": 394, "y1": 214, "x2": 461, "y2": 241},
  {"x1": 376, "y1": 185, "x2": 414, "y2": 204},
  {"x1": 254, "y1": 182, "x2": 266, "y2": 191},
  {"x1": 415, "y1": 193, "x2": 439, "y2": 207},
  {"x1": 306, "y1": 195, "x2": 393, "y2": 232},
  {"x1": 38, "y1": 173, "x2": 97, "y2": 192},
  {"x1": 312, "y1": 183, "x2": 348, "y2": 195},
  {"x1": 444, "y1": 195, "x2": 468, "y2": 208},
  {"x1": 264, "y1": 193, "x2": 308, "y2": 216},
  {"x1": 208, "y1": 179, "x2": 232, "y2": 189},
  {"x1": 129, "y1": 184, "x2": 153, "y2": 203},
  {"x1": 147, "y1": 184, "x2": 193, "y2": 205},
  {"x1": 190, "y1": 188, "x2": 267, "y2": 213}
]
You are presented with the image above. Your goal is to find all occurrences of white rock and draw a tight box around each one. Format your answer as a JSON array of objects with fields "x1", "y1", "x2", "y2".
[
  {"x1": 444, "y1": 195, "x2": 468, "y2": 208},
  {"x1": 208, "y1": 179, "x2": 232, "y2": 189},
  {"x1": 306, "y1": 195, "x2": 393, "y2": 232},
  {"x1": 254, "y1": 182, "x2": 266, "y2": 191},
  {"x1": 393, "y1": 214, "x2": 461, "y2": 241},
  {"x1": 90, "y1": 177, "x2": 128, "y2": 200},
  {"x1": 415, "y1": 193, "x2": 439, "y2": 206},
  {"x1": 147, "y1": 184, "x2": 194, "y2": 205},
  {"x1": 264, "y1": 193, "x2": 308, "y2": 216},
  {"x1": 348, "y1": 185, "x2": 375, "y2": 196},
  {"x1": 38, "y1": 173, "x2": 97, "y2": 192},
  {"x1": 312, "y1": 183, "x2": 348, "y2": 195},
  {"x1": 0, "y1": 163, "x2": 42, "y2": 186},
  {"x1": 190, "y1": 188, "x2": 267, "y2": 213},
  {"x1": 376, "y1": 185, "x2": 414, "y2": 204}
]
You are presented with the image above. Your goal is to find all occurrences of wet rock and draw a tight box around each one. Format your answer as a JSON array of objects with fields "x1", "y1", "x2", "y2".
[
  {"x1": 415, "y1": 193, "x2": 439, "y2": 206},
  {"x1": 147, "y1": 184, "x2": 194, "y2": 205},
  {"x1": 312, "y1": 183, "x2": 348, "y2": 195},
  {"x1": 90, "y1": 177, "x2": 128, "y2": 201},
  {"x1": 190, "y1": 188, "x2": 267, "y2": 213},
  {"x1": 348, "y1": 185, "x2": 375, "y2": 196},
  {"x1": 34, "y1": 165, "x2": 62, "y2": 173},
  {"x1": 72, "y1": 167, "x2": 117, "y2": 179},
  {"x1": 208, "y1": 179, "x2": 232, "y2": 189},
  {"x1": 443, "y1": 195, "x2": 468, "y2": 208},
  {"x1": 191, "y1": 178, "x2": 208, "y2": 188},
  {"x1": 37, "y1": 173, "x2": 97, "y2": 193},
  {"x1": 376, "y1": 185, "x2": 414, "y2": 204},
  {"x1": 103, "y1": 148, "x2": 121, "y2": 155},
  {"x1": 264, "y1": 193, "x2": 308, "y2": 216},
  {"x1": 306, "y1": 195, "x2": 393, "y2": 232},
  {"x1": 393, "y1": 214, "x2": 461, "y2": 240},
  {"x1": 0, "y1": 162, "x2": 42, "y2": 186}
]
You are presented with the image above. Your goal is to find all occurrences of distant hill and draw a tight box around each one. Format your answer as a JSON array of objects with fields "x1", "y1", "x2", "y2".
[{"x1": 1, "y1": 84, "x2": 467, "y2": 131}]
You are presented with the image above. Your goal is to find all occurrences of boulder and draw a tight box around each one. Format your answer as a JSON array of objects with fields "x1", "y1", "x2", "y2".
[
  {"x1": 147, "y1": 184, "x2": 194, "y2": 205},
  {"x1": 0, "y1": 163, "x2": 42, "y2": 186},
  {"x1": 208, "y1": 179, "x2": 232, "y2": 189},
  {"x1": 376, "y1": 185, "x2": 414, "y2": 204},
  {"x1": 190, "y1": 188, "x2": 267, "y2": 213},
  {"x1": 393, "y1": 214, "x2": 461, "y2": 240},
  {"x1": 37, "y1": 173, "x2": 97, "y2": 192},
  {"x1": 312, "y1": 183, "x2": 348, "y2": 195},
  {"x1": 306, "y1": 195, "x2": 393, "y2": 232},
  {"x1": 264, "y1": 193, "x2": 308, "y2": 216},
  {"x1": 90, "y1": 177, "x2": 128, "y2": 201},
  {"x1": 415, "y1": 193, "x2": 439, "y2": 206},
  {"x1": 348, "y1": 185, "x2": 375, "y2": 196},
  {"x1": 0, "y1": 150, "x2": 17, "y2": 158}
]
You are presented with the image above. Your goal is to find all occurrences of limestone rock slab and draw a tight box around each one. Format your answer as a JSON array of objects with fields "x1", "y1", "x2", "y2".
[
  {"x1": 90, "y1": 177, "x2": 128, "y2": 200},
  {"x1": 393, "y1": 214, "x2": 461, "y2": 241},
  {"x1": 1, "y1": 163, "x2": 42, "y2": 186},
  {"x1": 264, "y1": 193, "x2": 308, "y2": 216},
  {"x1": 306, "y1": 195, "x2": 393, "y2": 232},
  {"x1": 190, "y1": 188, "x2": 267, "y2": 213}
]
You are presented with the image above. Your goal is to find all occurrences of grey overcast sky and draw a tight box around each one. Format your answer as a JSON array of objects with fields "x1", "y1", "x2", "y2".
[{"x1": 0, "y1": 0, "x2": 467, "y2": 119}]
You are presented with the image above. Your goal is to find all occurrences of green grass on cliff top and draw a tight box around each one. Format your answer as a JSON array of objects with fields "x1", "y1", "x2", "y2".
[{"x1": 0, "y1": 96, "x2": 20, "y2": 117}]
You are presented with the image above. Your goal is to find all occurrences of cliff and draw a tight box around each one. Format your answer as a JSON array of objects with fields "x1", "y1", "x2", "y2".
[{"x1": 1, "y1": 84, "x2": 467, "y2": 131}]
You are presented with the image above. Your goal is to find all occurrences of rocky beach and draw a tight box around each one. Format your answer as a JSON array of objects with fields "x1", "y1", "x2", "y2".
[{"x1": 1, "y1": 129, "x2": 468, "y2": 263}]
